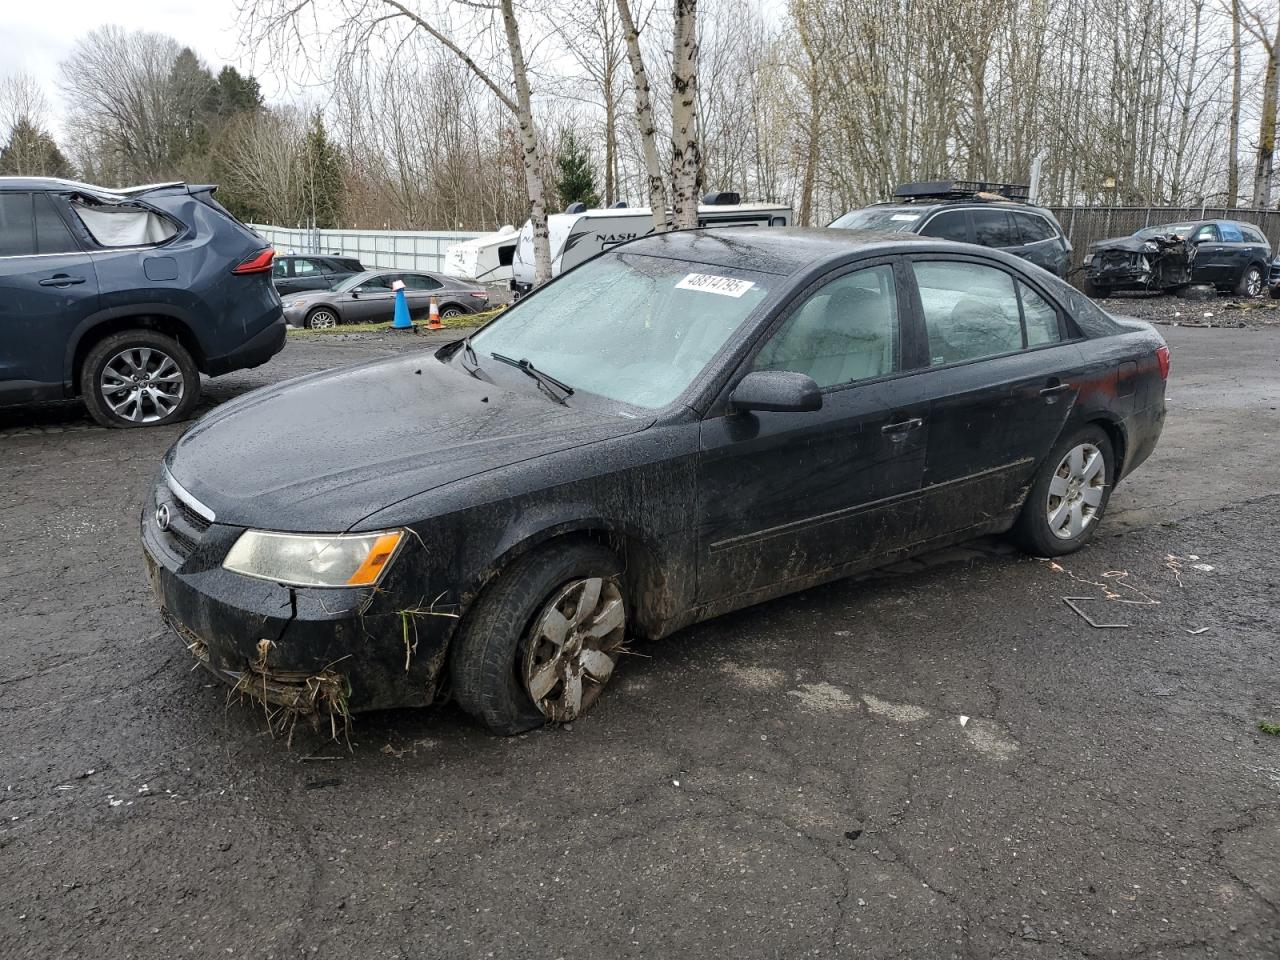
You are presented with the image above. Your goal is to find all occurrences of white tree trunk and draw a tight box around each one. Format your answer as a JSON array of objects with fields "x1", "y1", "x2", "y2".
[
  {"x1": 616, "y1": 0, "x2": 667, "y2": 232},
  {"x1": 670, "y1": 0, "x2": 702, "y2": 229},
  {"x1": 499, "y1": 0, "x2": 552, "y2": 285}
]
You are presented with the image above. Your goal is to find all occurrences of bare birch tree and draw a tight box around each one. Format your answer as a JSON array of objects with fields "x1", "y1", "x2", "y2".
[
  {"x1": 616, "y1": 0, "x2": 668, "y2": 230},
  {"x1": 670, "y1": 0, "x2": 702, "y2": 228}
]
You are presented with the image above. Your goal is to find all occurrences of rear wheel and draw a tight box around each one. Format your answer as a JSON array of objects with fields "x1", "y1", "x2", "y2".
[
  {"x1": 440, "y1": 304, "x2": 464, "y2": 319},
  {"x1": 1012, "y1": 425, "x2": 1115, "y2": 557},
  {"x1": 1236, "y1": 264, "x2": 1265, "y2": 299},
  {"x1": 450, "y1": 541, "x2": 627, "y2": 735},
  {"x1": 81, "y1": 330, "x2": 200, "y2": 428}
]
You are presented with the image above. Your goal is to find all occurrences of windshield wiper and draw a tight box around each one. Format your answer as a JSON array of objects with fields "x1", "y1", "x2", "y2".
[
  {"x1": 490, "y1": 352, "x2": 574, "y2": 405},
  {"x1": 458, "y1": 336, "x2": 482, "y2": 377}
]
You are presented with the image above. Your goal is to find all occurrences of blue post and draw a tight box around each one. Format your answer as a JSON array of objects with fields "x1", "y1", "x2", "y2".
[{"x1": 390, "y1": 279, "x2": 413, "y2": 331}]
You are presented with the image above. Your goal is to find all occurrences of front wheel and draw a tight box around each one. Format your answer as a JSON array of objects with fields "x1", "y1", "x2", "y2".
[
  {"x1": 450, "y1": 541, "x2": 627, "y2": 735},
  {"x1": 305, "y1": 308, "x2": 339, "y2": 330},
  {"x1": 81, "y1": 330, "x2": 200, "y2": 428},
  {"x1": 1012, "y1": 426, "x2": 1115, "y2": 557},
  {"x1": 1236, "y1": 264, "x2": 1265, "y2": 299}
]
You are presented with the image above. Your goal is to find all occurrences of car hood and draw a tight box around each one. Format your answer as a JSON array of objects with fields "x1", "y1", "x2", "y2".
[
  {"x1": 1088, "y1": 235, "x2": 1152, "y2": 254},
  {"x1": 166, "y1": 351, "x2": 649, "y2": 532},
  {"x1": 280, "y1": 288, "x2": 337, "y2": 304}
]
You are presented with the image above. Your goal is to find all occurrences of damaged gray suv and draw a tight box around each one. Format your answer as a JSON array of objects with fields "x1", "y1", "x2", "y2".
[{"x1": 0, "y1": 178, "x2": 285, "y2": 427}]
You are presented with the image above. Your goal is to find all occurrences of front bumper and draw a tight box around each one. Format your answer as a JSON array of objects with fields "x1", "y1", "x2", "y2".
[{"x1": 140, "y1": 479, "x2": 458, "y2": 713}]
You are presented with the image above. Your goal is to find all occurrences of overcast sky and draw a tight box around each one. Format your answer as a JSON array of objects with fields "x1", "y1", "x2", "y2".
[{"x1": 4, "y1": 1, "x2": 276, "y2": 129}]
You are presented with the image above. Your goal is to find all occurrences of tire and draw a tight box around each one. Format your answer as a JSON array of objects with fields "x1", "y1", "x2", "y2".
[
  {"x1": 1235, "y1": 264, "x2": 1265, "y2": 299},
  {"x1": 440, "y1": 304, "x2": 464, "y2": 319},
  {"x1": 305, "y1": 308, "x2": 339, "y2": 330},
  {"x1": 451, "y1": 541, "x2": 627, "y2": 735},
  {"x1": 81, "y1": 330, "x2": 200, "y2": 429},
  {"x1": 1011, "y1": 425, "x2": 1115, "y2": 557},
  {"x1": 1082, "y1": 278, "x2": 1110, "y2": 299}
]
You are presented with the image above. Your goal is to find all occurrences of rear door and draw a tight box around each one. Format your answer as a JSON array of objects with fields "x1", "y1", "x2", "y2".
[
  {"x1": 917, "y1": 209, "x2": 972, "y2": 243},
  {"x1": 0, "y1": 192, "x2": 100, "y2": 399},
  {"x1": 904, "y1": 256, "x2": 1086, "y2": 538},
  {"x1": 970, "y1": 209, "x2": 1019, "y2": 254},
  {"x1": 401, "y1": 273, "x2": 444, "y2": 318},
  {"x1": 695, "y1": 261, "x2": 930, "y2": 604}
]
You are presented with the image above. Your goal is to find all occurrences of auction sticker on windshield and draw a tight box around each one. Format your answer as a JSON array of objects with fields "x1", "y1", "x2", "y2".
[{"x1": 675, "y1": 273, "x2": 756, "y2": 297}]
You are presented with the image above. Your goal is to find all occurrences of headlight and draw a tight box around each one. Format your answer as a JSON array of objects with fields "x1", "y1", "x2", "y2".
[
  {"x1": 1082, "y1": 253, "x2": 1093, "y2": 265},
  {"x1": 223, "y1": 529, "x2": 406, "y2": 587},
  {"x1": 289, "y1": 299, "x2": 309, "y2": 308}
]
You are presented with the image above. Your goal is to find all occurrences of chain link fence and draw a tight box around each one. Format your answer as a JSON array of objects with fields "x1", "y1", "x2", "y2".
[
  {"x1": 249, "y1": 224, "x2": 482, "y2": 273},
  {"x1": 1047, "y1": 206, "x2": 1280, "y2": 271}
]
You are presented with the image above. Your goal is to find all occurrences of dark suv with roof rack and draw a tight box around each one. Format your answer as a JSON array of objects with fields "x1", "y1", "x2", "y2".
[
  {"x1": 0, "y1": 177, "x2": 284, "y2": 428},
  {"x1": 829, "y1": 180, "x2": 1072, "y2": 278}
]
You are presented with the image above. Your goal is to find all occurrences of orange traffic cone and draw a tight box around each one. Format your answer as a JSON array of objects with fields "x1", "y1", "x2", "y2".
[{"x1": 427, "y1": 295, "x2": 443, "y2": 330}]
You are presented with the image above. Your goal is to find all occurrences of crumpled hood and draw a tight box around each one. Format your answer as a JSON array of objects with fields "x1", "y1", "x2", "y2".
[
  {"x1": 166, "y1": 351, "x2": 647, "y2": 531},
  {"x1": 1088, "y1": 235, "x2": 1153, "y2": 254}
]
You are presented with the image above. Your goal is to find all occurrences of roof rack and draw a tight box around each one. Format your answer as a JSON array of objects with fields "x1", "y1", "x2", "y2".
[{"x1": 892, "y1": 180, "x2": 1030, "y2": 203}]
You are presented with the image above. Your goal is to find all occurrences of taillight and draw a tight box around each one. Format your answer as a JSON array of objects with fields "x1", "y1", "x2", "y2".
[
  {"x1": 232, "y1": 247, "x2": 275, "y2": 274},
  {"x1": 1156, "y1": 345, "x2": 1170, "y2": 381},
  {"x1": 469, "y1": 291, "x2": 489, "y2": 299}
]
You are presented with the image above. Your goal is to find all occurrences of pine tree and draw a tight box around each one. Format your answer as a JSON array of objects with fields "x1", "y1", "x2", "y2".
[
  {"x1": 302, "y1": 112, "x2": 345, "y2": 229},
  {"x1": 0, "y1": 119, "x2": 75, "y2": 178},
  {"x1": 554, "y1": 130, "x2": 601, "y2": 209}
]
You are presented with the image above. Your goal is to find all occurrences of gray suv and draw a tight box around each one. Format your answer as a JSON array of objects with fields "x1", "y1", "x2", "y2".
[
  {"x1": 829, "y1": 181, "x2": 1072, "y2": 277},
  {"x1": 0, "y1": 178, "x2": 285, "y2": 428}
]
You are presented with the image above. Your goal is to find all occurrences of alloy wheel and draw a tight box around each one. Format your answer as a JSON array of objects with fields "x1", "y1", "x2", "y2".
[
  {"x1": 1245, "y1": 269, "x2": 1263, "y2": 297},
  {"x1": 308, "y1": 310, "x2": 338, "y2": 329},
  {"x1": 521, "y1": 576, "x2": 625, "y2": 722},
  {"x1": 100, "y1": 347, "x2": 186, "y2": 424},
  {"x1": 1046, "y1": 442, "x2": 1106, "y2": 540}
]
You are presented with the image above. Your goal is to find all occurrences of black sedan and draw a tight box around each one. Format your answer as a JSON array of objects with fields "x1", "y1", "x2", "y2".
[
  {"x1": 281, "y1": 270, "x2": 490, "y2": 328},
  {"x1": 141, "y1": 228, "x2": 1168, "y2": 734},
  {"x1": 271, "y1": 254, "x2": 366, "y2": 295}
]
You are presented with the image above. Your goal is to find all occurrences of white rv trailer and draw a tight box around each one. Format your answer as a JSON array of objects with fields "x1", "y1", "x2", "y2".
[
  {"x1": 510, "y1": 195, "x2": 793, "y2": 295},
  {"x1": 442, "y1": 225, "x2": 519, "y2": 285}
]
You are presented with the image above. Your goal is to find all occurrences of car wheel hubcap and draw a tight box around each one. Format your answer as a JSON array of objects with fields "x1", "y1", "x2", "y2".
[
  {"x1": 100, "y1": 347, "x2": 184, "y2": 423},
  {"x1": 1046, "y1": 442, "x2": 1106, "y2": 540},
  {"x1": 1247, "y1": 271, "x2": 1262, "y2": 296},
  {"x1": 310, "y1": 311, "x2": 336, "y2": 329},
  {"x1": 522, "y1": 576, "x2": 625, "y2": 722}
]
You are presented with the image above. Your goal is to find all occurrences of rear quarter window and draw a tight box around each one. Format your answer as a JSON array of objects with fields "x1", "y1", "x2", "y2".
[{"x1": 1015, "y1": 212, "x2": 1057, "y2": 243}]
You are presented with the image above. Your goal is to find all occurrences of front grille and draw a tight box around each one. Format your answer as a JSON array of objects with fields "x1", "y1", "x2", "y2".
[{"x1": 154, "y1": 476, "x2": 212, "y2": 560}]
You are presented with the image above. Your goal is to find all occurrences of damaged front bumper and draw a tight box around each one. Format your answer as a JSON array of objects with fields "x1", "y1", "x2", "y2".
[{"x1": 140, "y1": 480, "x2": 458, "y2": 715}]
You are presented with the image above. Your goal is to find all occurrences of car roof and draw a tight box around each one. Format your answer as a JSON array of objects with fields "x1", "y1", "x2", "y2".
[
  {"x1": 620, "y1": 226, "x2": 936, "y2": 276},
  {"x1": 0, "y1": 176, "x2": 185, "y2": 196},
  {"x1": 865, "y1": 200, "x2": 1052, "y2": 214}
]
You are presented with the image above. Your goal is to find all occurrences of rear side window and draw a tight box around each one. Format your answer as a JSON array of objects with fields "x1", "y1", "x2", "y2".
[
  {"x1": 34, "y1": 195, "x2": 80, "y2": 254},
  {"x1": 272, "y1": 259, "x2": 288, "y2": 277},
  {"x1": 913, "y1": 261, "x2": 1023, "y2": 364},
  {"x1": 293, "y1": 258, "x2": 323, "y2": 276},
  {"x1": 1218, "y1": 222, "x2": 1243, "y2": 242},
  {"x1": 402, "y1": 274, "x2": 443, "y2": 291},
  {"x1": 918, "y1": 211, "x2": 969, "y2": 241},
  {"x1": 0, "y1": 193, "x2": 34, "y2": 256},
  {"x1": 971, "y1": 210, "x2": 1018, "y2": 247},
  {"x1": 1020, "y1": 283, "x2": 1062, "y2": 346},
  {"x1": 1015, "y1": 212, "x2": 1057, "y2": 244}
]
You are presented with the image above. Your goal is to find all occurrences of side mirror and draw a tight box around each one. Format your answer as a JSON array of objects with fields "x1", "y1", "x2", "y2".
[{"x1": 729, "y1": 370, "x2": 822, "y2": 414}]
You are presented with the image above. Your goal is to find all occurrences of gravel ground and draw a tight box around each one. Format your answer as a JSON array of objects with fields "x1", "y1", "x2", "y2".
[
  {"x1": 1, "y1": 325, "x2": 1278, "y2": 959},
  {"x1": 1100, "y1": 291, "x2": 1280, "y2": 328}
]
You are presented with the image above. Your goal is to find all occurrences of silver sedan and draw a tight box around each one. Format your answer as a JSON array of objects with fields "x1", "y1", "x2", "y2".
[{"x1": 281, "y1": 270, "x2": 490, "y2": 329}]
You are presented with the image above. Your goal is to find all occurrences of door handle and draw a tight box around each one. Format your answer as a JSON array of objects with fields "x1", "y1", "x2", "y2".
[
  {"x1": 39, "y1": 275, "x2": 87, "y2": 287},
  {"x1": 881, "y1": 417, "x2": 924, "y2": 436},
  {"x1": 1039, "y1": 382, "x2": 1071, "y2": 396}
]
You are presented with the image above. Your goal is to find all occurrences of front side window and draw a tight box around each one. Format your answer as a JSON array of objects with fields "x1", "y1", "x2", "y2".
[
  {"x1": 918, "y1": 211, "x2": 969, "y2": 241},
  {"x1": 752, "y1": 265, "x2": 899, "y2": 389},
  {"x1": 914, "y1": 261, "x2": 1023, "y2": 365},
  {"x1": 468, "y1": 251, "x2": 770, "y2": 409},
  {"x1": 1193, "y1": 224, "x2": 1218, "y2": 244},
  {"x1": 293, "y1": 258, "x2": 323, "y2": 276}
]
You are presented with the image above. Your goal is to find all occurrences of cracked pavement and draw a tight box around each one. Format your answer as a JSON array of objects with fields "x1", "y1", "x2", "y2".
[{"x1": 1, "y1": 326, "x2": 1278, "y2": 959}]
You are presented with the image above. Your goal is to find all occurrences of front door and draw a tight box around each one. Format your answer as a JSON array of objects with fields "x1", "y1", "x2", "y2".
[
  {"x1": 1189, "y1": 223, "x2": 1226, "y2": 285},
  {"x1": 342, "y1": 273, "x2": 396, "y2": 321},
  {"x1": 695, "y1": 262, "x2": 929, "y2": 606},
  {"x1": 0, "y1": 192, "x2": 100, "y2": 398},
  {"x1": 904, "y1": 257, "x2": 1085, "y2": 536}
]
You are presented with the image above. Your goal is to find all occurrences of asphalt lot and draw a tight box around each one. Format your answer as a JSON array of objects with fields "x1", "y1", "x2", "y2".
[{"x1": 2, "y1": 322, "x2": 1278, "y2": 959}]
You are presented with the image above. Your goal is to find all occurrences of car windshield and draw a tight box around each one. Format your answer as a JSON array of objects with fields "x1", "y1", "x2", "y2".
[
  {"x1": 1134, "y1": 223, "x2": 1197, "y2": 239},
  {"x1": 828, "y1": 208, "x2": 922, "y2": 232},
  {"x1": 467, "y1": 252, "x2": 771, "y2": 409}
]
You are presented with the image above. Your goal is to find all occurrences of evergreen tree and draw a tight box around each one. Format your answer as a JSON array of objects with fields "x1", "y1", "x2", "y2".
[
  {"x1": 208, "y1": 67, "x2": 263, "y2": 119},
  {"x1": 302, "y1": 112, "x2": 345, "y2": 229},
  {"x1": 554, "y1": 130, "x2": 601, "y2": 209},
  {"x1": 0, "y1": 119, "x2": 75, "y2": 178}
]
